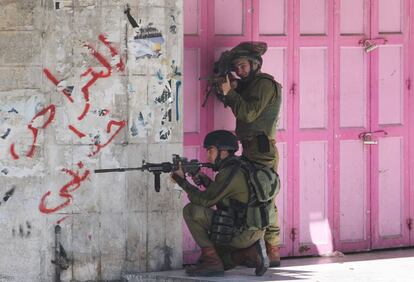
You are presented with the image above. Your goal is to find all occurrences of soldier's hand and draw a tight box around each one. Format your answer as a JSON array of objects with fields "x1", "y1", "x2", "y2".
[
  {"x1": 172, "y1": 162, "x2": 185, "y2": 179},
  {"x1": 171, "y1": 165, "x2": 185, "y2": 185},
  {"x1": 221, "y1": 75, "x2": 232, "y2": 96},
  {"x1": 191, "y1": 172, "x2": 211, "y2": 187}
]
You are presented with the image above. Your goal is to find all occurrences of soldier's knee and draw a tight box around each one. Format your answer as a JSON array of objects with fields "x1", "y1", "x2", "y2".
[
  {"x1": 183, "y1": 203, "x2": 193, "y2": 221},
  {"x1": 183, "y1": 203, "x2": 207, "y2": 222}
]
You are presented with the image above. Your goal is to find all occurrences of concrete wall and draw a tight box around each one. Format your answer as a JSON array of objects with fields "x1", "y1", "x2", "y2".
[{"x1": 0, "y1": 0, "x2": 183, "y2": 281}]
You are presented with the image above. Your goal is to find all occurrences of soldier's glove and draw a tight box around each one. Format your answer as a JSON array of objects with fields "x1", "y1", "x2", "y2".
[
  {"x1": 171, "y1": 172, "x2": 186, "y2": 187},
  {"x1": 191, "y1": 172, "x2": 212, "y2": 187}
]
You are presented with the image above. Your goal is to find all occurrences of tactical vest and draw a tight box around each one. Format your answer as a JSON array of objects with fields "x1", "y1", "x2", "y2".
[
  {"x1": 235, "y1": 73, "x2": 282, "y2": 140},
  {"x1": 209, "y1": 157, "x2": 280, "y2": 244}
]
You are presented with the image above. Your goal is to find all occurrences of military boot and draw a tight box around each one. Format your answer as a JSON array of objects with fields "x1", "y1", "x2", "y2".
[
  {"x1": 185, "y1": 247, "x2": 224, "y2": 277},
  {"x1": 266, "y1": 242, "x2": 281, "y2": 267},
  {"x1": 244, "y1": 241, "x2": 281, "y2": 268},
  {"x1": 231, "y1": 238, "x2": 269, "y2": 276}
]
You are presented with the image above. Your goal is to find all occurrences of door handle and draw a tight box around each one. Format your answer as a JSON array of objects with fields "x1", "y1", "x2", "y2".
[
  {"x1": 359, "y1": 37, "x2": 388, "y2": 53},
  {"x1": 358, "y1": 130, "x2": 388, "y2": 145}
]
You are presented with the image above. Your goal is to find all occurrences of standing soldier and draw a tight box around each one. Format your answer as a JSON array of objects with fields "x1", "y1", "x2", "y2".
[{"x1": 218, "y1": 41, "x2": 282, "y2": 267}]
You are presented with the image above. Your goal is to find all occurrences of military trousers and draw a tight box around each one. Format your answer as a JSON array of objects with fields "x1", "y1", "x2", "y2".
[
  {"x1": 241, "y1": 137, "x2": 281, "y2": 247},
  {"x1": 183, "y1": 203, "x2": 265, "y2": 266}
]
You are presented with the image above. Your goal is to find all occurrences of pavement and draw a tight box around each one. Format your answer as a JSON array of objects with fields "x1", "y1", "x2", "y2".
[{"x1": 124, "y1": 247, "x2": 414, "y2": 282}]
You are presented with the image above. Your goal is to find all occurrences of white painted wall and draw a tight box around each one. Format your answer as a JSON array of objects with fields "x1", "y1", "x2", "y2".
[{"x1": 0, "y1": 1, "x2": 183, "y2": 281}]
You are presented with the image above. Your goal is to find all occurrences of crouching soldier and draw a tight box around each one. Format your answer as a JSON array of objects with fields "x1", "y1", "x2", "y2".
[{"x1": 171, "y1": 130, "x2": 279, "y2": 277}]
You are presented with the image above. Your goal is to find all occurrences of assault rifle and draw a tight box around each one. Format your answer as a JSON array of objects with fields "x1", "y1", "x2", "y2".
[
  {"x1": 200, "y1": 73, "x2": 236, "y2": 107},
  {"x1": 200, "y1": 48, "x2": 238, "y2": 107},
  {"x1": 94, "y1": 154, "x2": 212, "y2": 192}
]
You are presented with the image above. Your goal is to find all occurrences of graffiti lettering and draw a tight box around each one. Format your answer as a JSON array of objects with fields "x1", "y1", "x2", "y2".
[
  {"x1": 79, "y1": 35, "x2": 124, "y2": 120},
  {"x1": 43, "y1": 69, "x2": 74, "y2": 103},
  {"x1": 39, "y1": 162, "x2": 90, "y2": 214},
  {"x1": 68, "y1": 125, "x2": 86, "y2": 138},
  {"x1": 10, "y1": 105, "x2": 56, "y2": 160},
  {"x1": 88, "y1": 119, "x2": 126, "y2": 157}
]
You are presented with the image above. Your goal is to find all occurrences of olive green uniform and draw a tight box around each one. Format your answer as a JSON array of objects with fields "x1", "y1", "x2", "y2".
[
  {"x1": 176, "y1": 156, "x2": 265, "y2": 267},
  {"x1": 225, "y1": 73, "x2": 282, "y2": 246}
]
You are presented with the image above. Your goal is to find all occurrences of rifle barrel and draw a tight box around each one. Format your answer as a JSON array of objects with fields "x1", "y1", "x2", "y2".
[{"x1": 94, "y1": 167, "x2": 144, "y2": 173}]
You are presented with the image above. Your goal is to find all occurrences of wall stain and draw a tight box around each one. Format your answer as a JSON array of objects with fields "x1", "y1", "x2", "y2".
[
  {"x1": 12, "y1": 221, "x2": 31, "y2": 238},
  {"x1": 161, "y1": 245, "x2": 173, "y2": 271},
  {"x1": 1, "y1": 186, "x2": 16, "y2": 206},
  {"x1": 1, "y1": 128, "x2": 11, "y2": 139}
]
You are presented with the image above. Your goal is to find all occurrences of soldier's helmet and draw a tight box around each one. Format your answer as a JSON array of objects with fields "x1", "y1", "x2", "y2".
[
  {"x1": 214, "y1": 41, "x2": 268, "y2": 75},
  {"x1": 230, "y1": 41, "x2": 267, "y2": 67},
  {"x1": 203, "y1": 130, "x2": 239, "y2": 152}
]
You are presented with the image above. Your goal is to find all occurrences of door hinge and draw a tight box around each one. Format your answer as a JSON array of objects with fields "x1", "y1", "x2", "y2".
[
  {"x1": 407, "y1": 218, "x2": 413, "y2": 231},
  {"x1": 290, "y1": 83, "x2": 296, "y2": 96},
  {"x1": 406, "y1": 79, "x2": 411, "y2": 91},
  {"x1": 290, "y1": 228, "x2": 297, "y2": 241}
]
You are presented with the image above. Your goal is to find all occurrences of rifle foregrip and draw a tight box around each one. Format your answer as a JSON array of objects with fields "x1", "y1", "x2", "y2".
[{"x1": 154, "y1": 172, "x2": 161, "y2": 192}]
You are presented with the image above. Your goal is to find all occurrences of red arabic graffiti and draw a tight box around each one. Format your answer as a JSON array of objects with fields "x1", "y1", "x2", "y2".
[
  {"x1": 39, "y1": 162, "x2": 90, "y2": 214},
  {"x1": 88, "y1": 119, "x2": 126, "y2": 157},
  {"x1": 78, "y1": 34, "x2": 124, "y2": 121},
  {"x1": 43, "y1": 69, "x2": 75, "y2": 103},
  {"x1": 5, "y1": 33, "x2": 126, "y2": 221},
  {"x1": 10, "y1": 105, "x2": 56, "y2": 160}
]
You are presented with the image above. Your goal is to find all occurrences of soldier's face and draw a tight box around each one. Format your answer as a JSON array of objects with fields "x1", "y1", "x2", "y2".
[
  {"x1": 206, "y1": 146, "x2": 218, "y2": 164},
  {"x1": 233, "y1": 58, "x2": 251, "y2": 78}
]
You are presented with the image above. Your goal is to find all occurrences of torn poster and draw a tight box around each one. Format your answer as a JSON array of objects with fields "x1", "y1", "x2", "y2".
[{"x1": 129, "y1": 23, "x2": 165, "y2": 59}]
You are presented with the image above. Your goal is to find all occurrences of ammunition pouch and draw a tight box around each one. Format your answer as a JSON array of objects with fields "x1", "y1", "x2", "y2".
[
  {"x1": 210, "y1": 209, "x2": 235, "y2": 245},
  {"x1": 241, "y1": 158, "x2": 280, "y2": 230}
]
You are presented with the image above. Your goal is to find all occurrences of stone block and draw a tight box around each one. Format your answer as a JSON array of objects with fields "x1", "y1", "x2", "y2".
[
  {"x1": 0, "y1": 1, "x2": 37, "y2": 30},
  {"x1": 127, "y1": 75, "x2": 150, "y2": 142},
  {"x1": 0, "y1": 67, "x2": 42, "y2": 90},
  {"x1": 0, "y1": 31, "x2": 41, "y2": 65},
  {"x1": 99, "y1": 212, "x2": 126, "y2": 254},
  {"x1": 147, "y1": 210, "x2": 182, "y2": 272},
  {"x1": 147, "y1": 143, "x2": 183, "y2": 212},
  {"x1": 71, "y1": 213, "x2": 101, "y2": 282},
  {"x1": 125, "y1": 144, "x2": 148, "y2": 212},
  {"x1": 125, "y1": 211, "x2": 147, "y2": 273}
]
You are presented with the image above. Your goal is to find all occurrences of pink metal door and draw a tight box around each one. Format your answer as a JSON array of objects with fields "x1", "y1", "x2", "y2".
[
  {"x1": 291, "y1": 0, "x2": 335, "y2": 256},
  {"x1": 334, "y1": 0, "x2": 412, "y2": 252},
  {"x1": 184, "y1": 0, "x2": 414, "y2": 261},
  {"x1": 369, "y1": 0, "x2": 411, "y2": 249}
]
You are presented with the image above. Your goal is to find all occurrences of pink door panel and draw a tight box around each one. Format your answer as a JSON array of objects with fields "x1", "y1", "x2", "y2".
[
  {"x1": 339, "y1": 141, "x2": 367, "y2": 242},
  {"x1": 411, "y1": 0, "x2": 414, "y2": 247},
  {"x1": 370, "y1": 0, "x2": 410, "y2": 249},
  {"x1": 299, "y1": 48, "x2": 328, "y2": 129},
  {"x1": 299, "y1": 141, "x2": 332, "y2": 255},
  {"x1": 340, "y1": 0, "x2": 365, "y2": 35},
  {"x1": 183, "y1": 49, "x2": 201, "y2": 134},
  {"x1": 300, "y1": 0, "x2": 327, "y2": 35},
  {"x1": 334, "y1": 0, "x2": 372, "y2": 252},
  {"x1": 293, "y1": 0, "x2": 334, "y2": 256},
  {"x1": 214, "y1": 0, "x2": 244, "y2": 35},
  {"x1": 259, "y1": 0, "x2": 286, "y2": 35}
]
